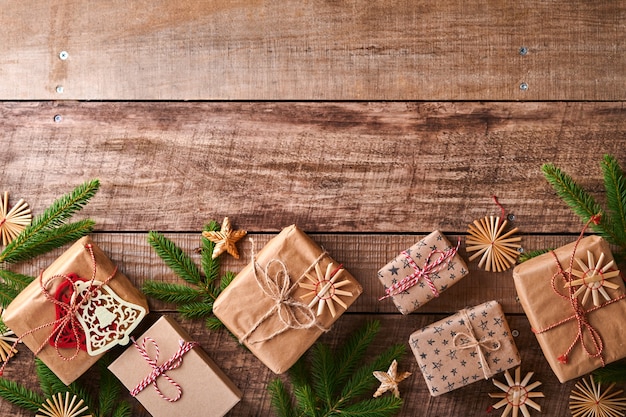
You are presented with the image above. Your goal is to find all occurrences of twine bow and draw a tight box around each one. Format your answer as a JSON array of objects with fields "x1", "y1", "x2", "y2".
[
  {"x1": 452, "y1": 308, "x2": 501, "y2": 379},
  {"x1": 532, "y1": 215, "x2": 625, "y2": 365},
  {"x1": 238, "y1": 239, "x2": 329, "y2": 345},
  {"x1": 0, "y1": 244, "x2": 115, "y2": 376},
  {"x1": 380, "y1": 239, "x2": 460, "y2": 300},
  {"x1": 130, "y1": 337, "x2": 198, "y2": 402}
]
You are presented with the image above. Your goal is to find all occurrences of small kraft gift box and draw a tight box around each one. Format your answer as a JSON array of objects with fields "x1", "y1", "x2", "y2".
[
  {"x1": 2, "y1": 236, "x2": 149, "y2": 385},
  {"x1": 409, "y1": 300, "x2": 521, "y2": 396},
  {"x1": 378, "y1": 230, "x2": 468, "y2": 314},
  {"x1": 513, "y1": 234, "x2": 626, "y2": 383},
  {"x1": 109, "y1": 315, "x2": 242, "y2": 417},
  {"x1": 213, "y1": 224, "x2": 363, "y2": 374}
]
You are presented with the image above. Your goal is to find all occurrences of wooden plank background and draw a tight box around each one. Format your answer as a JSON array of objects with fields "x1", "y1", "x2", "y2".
[{"x1": 0, "y1": 1, "x2": 625, "y2": 416}]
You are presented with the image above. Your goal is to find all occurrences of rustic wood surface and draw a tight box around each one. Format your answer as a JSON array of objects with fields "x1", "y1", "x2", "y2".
[
  {"x1": 1, "y1": 1, "x2": 625, "y2": 416},
  {"x1": 0, "y1": 1, "x2": 624, "y2": 100}
]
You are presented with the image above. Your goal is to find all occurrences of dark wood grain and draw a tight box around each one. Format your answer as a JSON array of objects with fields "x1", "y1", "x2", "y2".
[
  {"x1": 0, "y1": 1, "x2": 624, "y2": 100},
  {"x1": 1, "y1": 101, "x2": 625, "y2": 233}
]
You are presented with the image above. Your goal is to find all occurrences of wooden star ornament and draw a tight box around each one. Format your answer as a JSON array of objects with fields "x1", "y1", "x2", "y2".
[
  {"x1": 373, "y1": 360, "x2": 411, "y2": 398},
  {"x1": 202, "y1": 217, "x2": 247, "y2": 259},
  {"x1": 489, "y1": 367, "x2": 544, "y2": 417},
  {"x1": 563, "y1": 250, "x2": 621, "y2": 307}
]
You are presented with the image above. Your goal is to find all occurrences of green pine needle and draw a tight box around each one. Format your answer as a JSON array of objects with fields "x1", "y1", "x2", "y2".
[
  {"x1": 35, "y1": 359, "x2": 66, "y2": 398},
  {"x1": 602, "y1": 154, "x2": 626, "y2": 248},
  {"x1": 0, "y1": 179, "x2": 100, "y2": 264},
  {"x1": 592, "y1": 361, "x2": 626, "y2": 384},
  {"x1": 0, "y1": 284, "x2": 21, "y2": 308},
  {"x1": 141, "y1": 281, "x2": 202, "y2": 304},
  {"x1": 201, "y1": 221, "x2": 221, "y2": 289},
  {"x1": 270, "y1": 320, "x2": 405, "y2": 417},
  {"x1": 205, "y1": 316, "x2": 225, "y2": 330},
  {"x1": 517, "y1": 248, "x2": 551, "y2": 263},
  {"x1": 111, "y1": 400, "x2": 133, "y2": 417},
  {"x1": 220, "y1": 271, "x2": 236, "y2": 292},
  {"x1": 0, "y1": 377, "x2": 44, "y2": 412},
  {"x1": 178, "y1": 300, "x2": 214, "y2": 319},
  {"x1": 97, "y1": 354, "x2": 125, "y2": 417},
  {"x1": 147, "y1": 231, "x2": 203, "y2": 286},
  {"x1": 0, "y1": 270, "x2": 34, "y2": 294},
  {"x1": 267, "y1": 379, "x2": 297, "y2": 417}
]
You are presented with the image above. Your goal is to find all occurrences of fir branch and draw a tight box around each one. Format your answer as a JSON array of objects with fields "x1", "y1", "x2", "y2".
[
  {"x1": 0, "y1": 377, "x2": 44, "y2": 412},
  {"x1": 592, "y1": 361, "x2": 626, "y2": 384},
  {"x1": 541, "y1": 163, "x2": 616, "y2": 244},
  {"x1": 0, "y1": 284, "x2": 21, "y2": 308},
  {"x1": 268, "y1": 379, "x2": 297, "y2": 417},
  {"x1": 201, "y1": 220, "x2": 221, "y2": 289},
  {"x1": 141, "y1": 281, "x2": 202, "y2": 304},
  {"x1": 271, "y1": 320, "x2": 405, "y2": 417},
  {"x1": 97, "y1": 355, "x2": 124, "y2": 417},
  {"x1": 339, "y1": 396, "x2": 403, "y2": 417},
  {"x1": 602, "y1": 154, "x2": 626, "y2": 248},
  {"x1": 518, "y1": 248, "x2": 551, "y2": 263},
  {"x1": 0, "y1": 270, "x2": 34, "y2": 294},
  {"x1": 178, "y1": 300, "x2": 214, "y2": 320},
  {"x1": 147, "y1": 231, "x2": 202, "y2": 286},
  {"x1": 205, "y1": 316, "x2": 225, "y2": 330},
  {"x1": 1, "y1": 219, "x2": 95, "y2": 264},
  {"x1": 36, "y1": 359, "x2": 66, "y2": 398},
  {"x1": 220, "y1": 271, "x2": 236, "y2": 292},
  {"x1": 111, "y1": 401, "x2": 132, "y2": 417},
  {"x1": 0, "y1": 179, "x2": 100, "y2": 264}
]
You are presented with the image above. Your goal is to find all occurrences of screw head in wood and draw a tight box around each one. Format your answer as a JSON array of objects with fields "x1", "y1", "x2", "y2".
[
  {"x1": 512, "y1": 330, "x2": 520, "y2": 337},
  {"x1": 507, "y1": 213, "x2": 516, "y2": 221},
  {"x1": 59, "y1": 51, "x2": 69, "y2": 60},
  {"x1": 519, "y1": 46, "x2": 528, "y2": 56},
  {"x1": 53, "y1": 114, "x2": 62, "y2": 123},
  {"x1": 519, "y1": 82, "x2": 528, "y2": 91},
  {"x1": 55, "y1": 85, "x2": 64, "y2": 93}
]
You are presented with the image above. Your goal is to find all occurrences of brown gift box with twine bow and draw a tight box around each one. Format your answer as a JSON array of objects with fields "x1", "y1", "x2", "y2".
[
  {"x1": 377, "y1": 230, "x2": 468, "y2": 314},
  {"x1": 108, "y1": 316, "x2": 242, "y2": 417},
  {"x1": 513, "y1": 235, "x2": 626, "y2": 383},
  {"x1": 213, "y1": 224, "x2": 363, "y2": 374},
  {"x1": 2, "y1": 236, "x2": 149, "y2": 385},
  {"x1": 409, "y1": 300, "x2": 521, "y2": 396}
]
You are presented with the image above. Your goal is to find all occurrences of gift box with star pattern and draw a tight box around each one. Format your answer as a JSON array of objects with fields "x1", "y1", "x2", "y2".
[
  {"x1": 409, "y1": 300, "x2": 521, "y2": 396},
  {"x1": 377, "y1": 230, "x2": 469, "y2": 314}
]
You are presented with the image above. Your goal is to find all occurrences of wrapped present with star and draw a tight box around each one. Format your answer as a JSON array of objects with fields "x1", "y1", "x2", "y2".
[
  {"x1": 213, "y1": 224, "x2": 363, "y2": 374},
  {"x1": 109, "y1": 315, "x2": 242, "y2": 417},
  {"x1": 513, "y1": 233, "x2": 626, "y2": 383},
  {"x1": 409, "y1": 300, "x2": 521, "y2": 396},
  {"x1": 378, "y1": 230, "x2": 468, "y2": 314},
  {"x1": 1, "y1": 236, "x2": 149, "y2": 385}
]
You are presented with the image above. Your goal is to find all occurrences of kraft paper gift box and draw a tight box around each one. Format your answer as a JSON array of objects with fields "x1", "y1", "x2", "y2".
[
  {"x1": 109, "y1": 316, "x2": 242, "y2": 417},
  {"x1": 409, "y1": 300, "x2": 521, "y2": 396},
  {"x1": 213, "y1": 224, "x2": 363, "y2": 374},
  {"x1": 2, "y1": 236, "x2": 149, "y2": 385},
  {"x1": 378, "y1": 230, "x2": 468, "y2": 314},
  {"x1": 513, "y1": 235, "x2": 626, "y2": 383}
]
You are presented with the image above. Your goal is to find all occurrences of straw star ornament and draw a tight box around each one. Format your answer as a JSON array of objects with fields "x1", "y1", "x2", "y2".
[
  {"x1": 0, "y1": 327, "x2": 19, "y2": 362},
  {"x1": 488, "y1": 367, "x2": 544, "y2": 417},
  {"x1": 36, "y1": 392, "x2": 91, "y2": 417},
  {"x1": 0, "y1": 191, "x2": 32, "y2": 246},
  {"x1": 202, "y1": 217, "x2": 246, "y2": 259},
  {"x1": 466, "y1": 215, "x2": 521, "y2": 272},
  {"x1": 299, "y1": 262, "x2": 353, "y2": 317},
  {"x1": 563, "y1": 250, "x2": 621, "y2": 307},
  {"x1": 373, "y1": 360, "x2": 411, "y2": 399},
  {"x1": 569, "y1": 375, "x2": 626, "y2": 417}
]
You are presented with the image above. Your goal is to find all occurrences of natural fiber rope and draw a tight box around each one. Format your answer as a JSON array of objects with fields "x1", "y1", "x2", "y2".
[{"x1": 452, "y1": 308, "x2": 501, "y2": 379}]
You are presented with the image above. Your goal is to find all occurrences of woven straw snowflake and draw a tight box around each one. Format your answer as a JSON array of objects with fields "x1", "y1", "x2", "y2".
[
  {"x1": 569, "y1": 375, "x2": 626, "y2": 417},
  {"x1": 0, "y1": 327, "x2": 19, "y2": 362},
  {"x1": 299, "y1": 262, "x2": 353, "y2": 317},
  {"x1": 0, "y1": 191, "x2": 31, "y2": 246},
  {"x1": 563, "y1": 250, "x2": 621, "y2": 307},
  {"x1": 466, "y1": 216, "x2": 521, "y2": 272},
  {"x1": 488, "y1": 367, "x2": 544, "y2": 417},
  {"x1": 36, "y1": 392, "x2": 91, "y2": 417}
]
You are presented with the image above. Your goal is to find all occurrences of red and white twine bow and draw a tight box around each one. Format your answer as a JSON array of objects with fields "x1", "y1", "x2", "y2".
[
  {"x1": 0, "y1": 243, "x2": 115, "y2": 376},
  {"x1": 532, "y1": 215, "x2": 626, "y2": 365},
  {"x1": 130, "y1": 337, "x2": 198, "y2": 402},
  {"x1": 380, "y1": 239, "x2": 460, "y2": 300}
]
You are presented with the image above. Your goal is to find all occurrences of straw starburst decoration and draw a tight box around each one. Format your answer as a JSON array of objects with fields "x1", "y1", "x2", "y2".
[
  {"x1": 466, "y1": 216, "x2": 521, "y2": 272},
  {"x1": 0, "y1": 191, "x2": 32, "y2": 246},
  {"x1": 488, "y1": 367, "x2": 544, "y2": 417},
  {"x1": 563, "y1": 250, "x2": 621, "y2": 307},
  {"x1": 299, "y1": 262, "x2": 353, "y2": 317},
  {"x1": 36, "y1": 392, "x2": 91, "y2": 417},
  {"x1": 569, "y1": 375, "x2": 626, "y2": 417},
  {"x1": 0, "y1": 328, "x2": 19, "y2": 362}
]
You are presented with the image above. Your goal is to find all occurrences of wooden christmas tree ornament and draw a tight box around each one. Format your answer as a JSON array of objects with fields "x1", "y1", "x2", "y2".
[
  {"x1": 569, "y1": 375, "x2": 626, "y2": 417},
  {"x1": 36, "y1": 392, "x2": 91, "y2": 417},
  {"x1": 0, "y1": 191, "x2": 32, "y2": 246},
  {"x1": 466, "y1": 215, "x2": 521, "y2": 272},
  {"x1": 488, "y1": 367, "x2": 544, "y2": 417}
]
